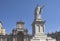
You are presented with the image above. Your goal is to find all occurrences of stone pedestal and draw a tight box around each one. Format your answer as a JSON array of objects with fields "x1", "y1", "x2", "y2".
[{"x1": 31, "y1": 34, "x2": 56, "y2": 41}]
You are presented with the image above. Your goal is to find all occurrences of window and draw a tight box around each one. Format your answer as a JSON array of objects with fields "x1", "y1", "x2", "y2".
[
  {"x1": 37, "y1": 25, "x2": 40, "y2": 32},
  {"x1": 39, "y1": 26, "x2": 40, "y2": 32}
]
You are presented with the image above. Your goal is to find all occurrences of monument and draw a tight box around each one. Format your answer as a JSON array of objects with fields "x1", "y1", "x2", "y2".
[{"x1": 30, "y1": 4, "x2": 56, "y2": 41}]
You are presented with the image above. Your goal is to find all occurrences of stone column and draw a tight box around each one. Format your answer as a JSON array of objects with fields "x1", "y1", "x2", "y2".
[
  {"x1": 5, "y1": 38, "x2": 7, "y2": 41},
  {"x1": 24, "y1": 38, "x2": 26, "y2": 41},
  {"x1": 27, "y1": 38, "x2": 29, "y2": 41},
  {"x1": 16, "y1": 37, "x2": 17, "y2": 41},
  {"x1": 13, "y1": 38, "x2": 15, "y2": 41},
  {"x1": 13, "y1": 37, "x2": 17, "y2": 41},
  {"x1": 1, "y1": 38, "x2": 2, "y2": 41}
]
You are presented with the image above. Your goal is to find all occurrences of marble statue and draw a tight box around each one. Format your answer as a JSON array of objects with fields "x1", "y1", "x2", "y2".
[
  {"x1": 36, "y1": 5, "x2": 42, "y2": 14},
  {"x1": 35, "y1": 4, "x2": 44, "y2": 20}
]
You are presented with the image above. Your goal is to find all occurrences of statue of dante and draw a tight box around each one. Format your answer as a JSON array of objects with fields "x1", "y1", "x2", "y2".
[
  {"x1": 35, "y1": 4, "x2": 44, "y2": 20},
  {"x1": 36, "y1": 5, "x2": 41, "y2": 14},
  {"x1": 35, "y1": 5, "x2": 42, "y2": 20}
]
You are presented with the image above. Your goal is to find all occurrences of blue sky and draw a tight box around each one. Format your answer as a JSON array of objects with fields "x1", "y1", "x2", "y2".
[{"x1": 0, "y1": 0, "x2": 60, "y2": 34}]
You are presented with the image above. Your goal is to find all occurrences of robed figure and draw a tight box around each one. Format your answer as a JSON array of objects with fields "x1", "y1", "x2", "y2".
[{"x1": 34, "y1": 4, "x2": 44, "y2": 20}]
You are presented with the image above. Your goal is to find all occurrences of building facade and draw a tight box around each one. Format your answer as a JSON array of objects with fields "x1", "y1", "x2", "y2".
[
  {"x1": 0, "y1": 4, "x2": 59, "y2": 41},
  {"x1": 0, "y1": 21, "x2": 30, "y2": 41},
  {"x1": 0, "y1": 21, "x2": 6, "y2": 35}
]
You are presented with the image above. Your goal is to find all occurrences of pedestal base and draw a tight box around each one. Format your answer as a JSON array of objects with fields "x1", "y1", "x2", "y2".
[{"x1": 31, "y1": 34, "x2": 56, "y2": 41}]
